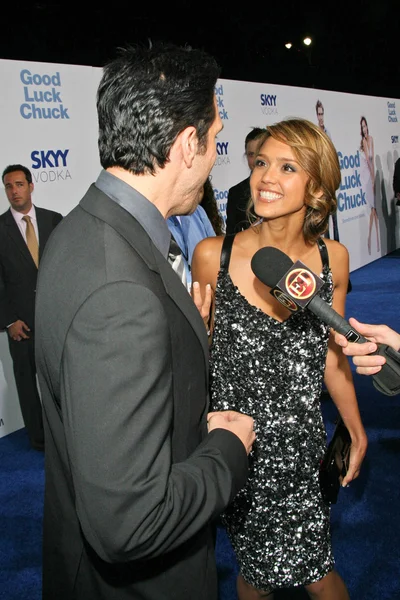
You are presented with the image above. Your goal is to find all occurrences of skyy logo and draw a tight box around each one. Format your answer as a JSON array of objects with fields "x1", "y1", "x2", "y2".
[
  {"x1": 32, "y1": 149, "x2": 69, "y2": 168},
  {"x1": 30, "y1": 149, "x2": 72, "y2": 183},
  {"x1": 260, "y1": 93, "x2": 278, "y2": 116},
  {"x1": 19, "y1": 69, "x2": 70, "y2": 120},
  {"x1": 391, "y1": 135, "x2": 399, "y2": 144},
  {"x1": 215, "y1": 84, "x2": 228, "y2": 120},
  {"x1": 214, "y1": 142, "x2": 230, "y2": 167},
  {"x1": 216, "y1": 142, "x2": 229, "y2": 155}
]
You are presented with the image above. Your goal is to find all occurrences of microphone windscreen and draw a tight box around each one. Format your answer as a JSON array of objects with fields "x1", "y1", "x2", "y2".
[{"x1": 251, "y1": 247, "x2": 293, "y2": 287}]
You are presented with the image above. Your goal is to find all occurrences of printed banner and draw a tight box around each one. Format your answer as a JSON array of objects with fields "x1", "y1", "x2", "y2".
[
  {"x1": 210, "y1": 79, "x2": 400, "y2": 268},
  {"x1": 0, "y1": 59, "x2": 399, "y2": 437}
]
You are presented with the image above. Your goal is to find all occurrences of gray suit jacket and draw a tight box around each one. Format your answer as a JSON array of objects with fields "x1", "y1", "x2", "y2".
[{"x1": 35, "y1": 184, "x2": 248, "y2": 600}]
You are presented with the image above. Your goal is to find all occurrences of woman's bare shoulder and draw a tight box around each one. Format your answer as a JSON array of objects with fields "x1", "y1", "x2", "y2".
[
  {"x1": 194, "y1": 234, "x2": 225, "y2": 259},
  {"x1": 323, "y1": 238, "x2": 349, "y2": 260}
]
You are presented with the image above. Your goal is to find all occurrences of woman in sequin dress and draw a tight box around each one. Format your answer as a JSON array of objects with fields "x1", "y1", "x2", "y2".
[{"x1": 191, "y1": 118, "x2": 367, "y2": 599}]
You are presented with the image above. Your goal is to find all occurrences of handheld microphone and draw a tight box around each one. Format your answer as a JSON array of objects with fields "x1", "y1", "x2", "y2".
[
  {"x1": 251, "y1": 246, "x2": 400, "y2": 396},
  {"x1": 251, "y1": 246, "x2": 367, "y2": 342}
]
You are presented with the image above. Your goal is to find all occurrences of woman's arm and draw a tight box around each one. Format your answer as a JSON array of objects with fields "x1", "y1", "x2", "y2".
[{"x1": 323, "y1": 241, "x2": 368, "y2": 486}]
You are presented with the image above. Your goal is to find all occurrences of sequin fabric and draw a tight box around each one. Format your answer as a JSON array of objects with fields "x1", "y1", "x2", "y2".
[{"x1": 210, "y1": 254, "x2": 335, "y2": 591}]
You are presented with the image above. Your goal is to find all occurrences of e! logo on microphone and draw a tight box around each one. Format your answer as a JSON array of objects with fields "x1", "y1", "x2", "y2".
[
  {"x1": 272, "y1": 260, "x2": 325, "y2": 311},
  {"x1": 285, "y1": 268, "x2": 317, "y2": 300}
]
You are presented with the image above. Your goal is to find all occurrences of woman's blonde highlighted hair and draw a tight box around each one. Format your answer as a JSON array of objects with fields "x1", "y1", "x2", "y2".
[{"x1": 248, "y1": 118, "x2": 341, "y2": 243}]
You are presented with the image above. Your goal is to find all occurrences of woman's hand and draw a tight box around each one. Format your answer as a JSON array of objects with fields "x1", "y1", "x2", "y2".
[
  {"x1": 191, "y1": 281, "x2": 212, "y2": 330},
  {"x1": 342, "y1": 427, "x2": 368, "y2": 487}
]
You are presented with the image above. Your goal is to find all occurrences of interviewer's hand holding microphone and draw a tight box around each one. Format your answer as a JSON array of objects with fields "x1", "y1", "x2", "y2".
[
  {"x1": 251, "y1": 246, "x2": 400, "y2": 397},
  {"x1": 335, "y1": 319, "x2": 400, "y2": 377}
]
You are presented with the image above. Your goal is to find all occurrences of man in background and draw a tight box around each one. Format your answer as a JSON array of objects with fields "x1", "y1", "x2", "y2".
[
  {"x1": 394, "y1": 156, "x2": 400, "y2": 206},
  {"x1": 316, "y1": 99, "x2": 332, "y2": 139},
  {"x1": 167, "y1": 202, "x2": 215, "y2": 291},
  {"x1": 35, "y1": 42, "x2": 254, "y2": 600},
  {"x1": 0, "y1": 164, "x2": 62, "y2": 451},
  {"x1": 316, "y1": 99, "x2": 340, "y2": 244},
  {"x1": 225, "y1": 126, "x2": 266, "y2": 234}
]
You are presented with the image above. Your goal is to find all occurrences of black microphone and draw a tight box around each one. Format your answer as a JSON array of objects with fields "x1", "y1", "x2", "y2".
[
  {"x1": 251, "y1": 246, "x2": 367, "y2": 342},
  {"x1": 251, "y1": 246, "x2": 400, "y2": 396}
]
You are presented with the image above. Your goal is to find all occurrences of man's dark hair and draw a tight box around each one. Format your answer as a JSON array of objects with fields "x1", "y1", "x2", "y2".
[
  {"x1": 244, "y1": 127, "x2": 266, "y2": 149},
  {"x1": 2, "y1": 164, "x2": 32, "y2": 184},
  {"x1": 316, "y1": 99, "x2": 324, "y2": 114},
  {"x1": 97, "y1": 42, "x2": 221, "y2": 175},
  {"x1": 200, "y1": 176, "x2": 224, "y2": 235}
]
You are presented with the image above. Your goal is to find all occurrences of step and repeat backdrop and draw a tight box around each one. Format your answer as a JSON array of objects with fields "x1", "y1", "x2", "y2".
[{"x1": 0, "y1": 58, "x2": 399, "y2": 437}]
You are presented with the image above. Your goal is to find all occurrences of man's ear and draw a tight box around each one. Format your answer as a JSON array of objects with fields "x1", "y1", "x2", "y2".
[
  {"x1": 29, "y1": 182, "x2": 34, "y2": 194},
  {"x1": 176, "y1": 126, "x2": 198, "y2": 168}
]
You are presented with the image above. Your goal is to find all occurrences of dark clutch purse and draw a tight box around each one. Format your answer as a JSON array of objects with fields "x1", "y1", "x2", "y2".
[{"x1": 319, "y1": 416, "x2": 351, "y2": 505}]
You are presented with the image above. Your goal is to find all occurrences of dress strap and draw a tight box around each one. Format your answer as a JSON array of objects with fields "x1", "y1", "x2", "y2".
[
  {"x1": 316, "y1": 237, "x2": 329, "y2": 269},
  {"x1": 220, "y1": 233, "x2": 236, "y2": 270}
]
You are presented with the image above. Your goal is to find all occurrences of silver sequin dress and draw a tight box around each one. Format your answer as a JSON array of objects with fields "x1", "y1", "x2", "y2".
[{"x1": 210, "y1": 236, "x2": 335, "y2": 591}]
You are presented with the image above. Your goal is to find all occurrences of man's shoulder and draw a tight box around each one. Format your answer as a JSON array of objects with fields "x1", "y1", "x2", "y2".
[
  {"x1": 228, "y1": 177, "x2": 250, "y2": 194},
  {"x1": 229, "y1": 176, "x2": 250, "y2": 193},
  {"x1": 35, "y1": 206, "x2": 63, "y2": 218},
  {"x1": 0, "y1": 208, "x2": 11, "y2": 221}
]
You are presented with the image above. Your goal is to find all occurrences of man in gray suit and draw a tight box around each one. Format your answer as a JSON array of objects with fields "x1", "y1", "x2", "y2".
[{"x1": 35, "y1": 43, "x2": 255, "y2": 600}]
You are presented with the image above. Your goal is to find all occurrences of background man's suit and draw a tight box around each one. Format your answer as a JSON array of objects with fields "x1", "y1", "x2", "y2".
[
  {"x1": 35, "y1": 183, "x2": 248, "y2": 600},
  {"x1": 225, "y1": 176, "x2": 251, "y2": 234},
  {"x1": 394, "y1": 157, "x2": 400, "y2": 204},
  {"x1": 0, "y1": 206, "x2": 62, "y2": 447}
]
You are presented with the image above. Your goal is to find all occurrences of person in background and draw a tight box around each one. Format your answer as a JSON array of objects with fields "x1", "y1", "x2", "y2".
[
  {"x1": 225, "y1": 127, "x2": 266, "y2": 234},
  {"x1": 315, "y1": 99, "x2": 340, "y2": 243},
  {"x1": 0, "y1": 164, "x2": 62, "y2": 451},
  {"x1": 192, "y1": 118, "x2": 367, "y2": 599},
  {"x1": 34, "y1": 42, "x2": 255, "y2": 600},
  {"x1": 393, "y1": 156, "x2": 400, "y2": 206},
  {"x1": 316, "y1": 99, "x2": 331, "y2": 139},
  {"x1": 167, "y1": 193, "x2": 216, "y2": 291},
  {"x1": 200, "y1": 176, "x2": 224, "y2": 235},
  {"x1": 335, "y1": 318, "x2": 400, "y2": 375},
  {"x1": 359, "y1": 116, "x2": 379, "y2": 255}
]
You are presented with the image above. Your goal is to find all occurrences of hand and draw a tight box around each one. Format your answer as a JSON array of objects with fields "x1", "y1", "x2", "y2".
[
  {"x1": 7, "y1": 320, "x2": 30, "y2": 341},
  {"x1": 207, "y1": 410, "x2": 256, "y2": 455},
  {"x1": 191, "y1": 281, "x2": 212, "y2": 329},
  {"x1": 342, "y1": 427, "x2": 368, "y2": 487},
  {"x1": 334, "y1": 318, "x2": 400, "y2": 376}
]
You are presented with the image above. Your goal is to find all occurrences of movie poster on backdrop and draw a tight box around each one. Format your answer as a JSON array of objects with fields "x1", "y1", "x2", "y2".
[
  {"x1": 210, "y1": 78, "x2": 284, "y2": 227},
  {"x1": 308, "y1": 92, "x2": 400, "y2": 268},
  {"x1": 0, "y1": 59, "x2": 102, "y2": 216},
  {"x1": 0, "y1": 57, "x2": 398, "y2": 438},
  {"x1": 0, "y1": 59, "x2": 102, "y2": 438},
  {"x1": 210, "y1": 78, "x2": 400, "y2": 270}
]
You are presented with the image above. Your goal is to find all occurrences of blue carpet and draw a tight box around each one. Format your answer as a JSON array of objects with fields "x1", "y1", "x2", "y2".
[{"x1": 1, "y1": 249, "x2": 399, "y2": 599}]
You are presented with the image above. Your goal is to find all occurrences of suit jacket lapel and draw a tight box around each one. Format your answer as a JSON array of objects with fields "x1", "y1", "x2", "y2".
[{"x1": 79, "y1": 186, "x2": 210, "y2": 368}]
